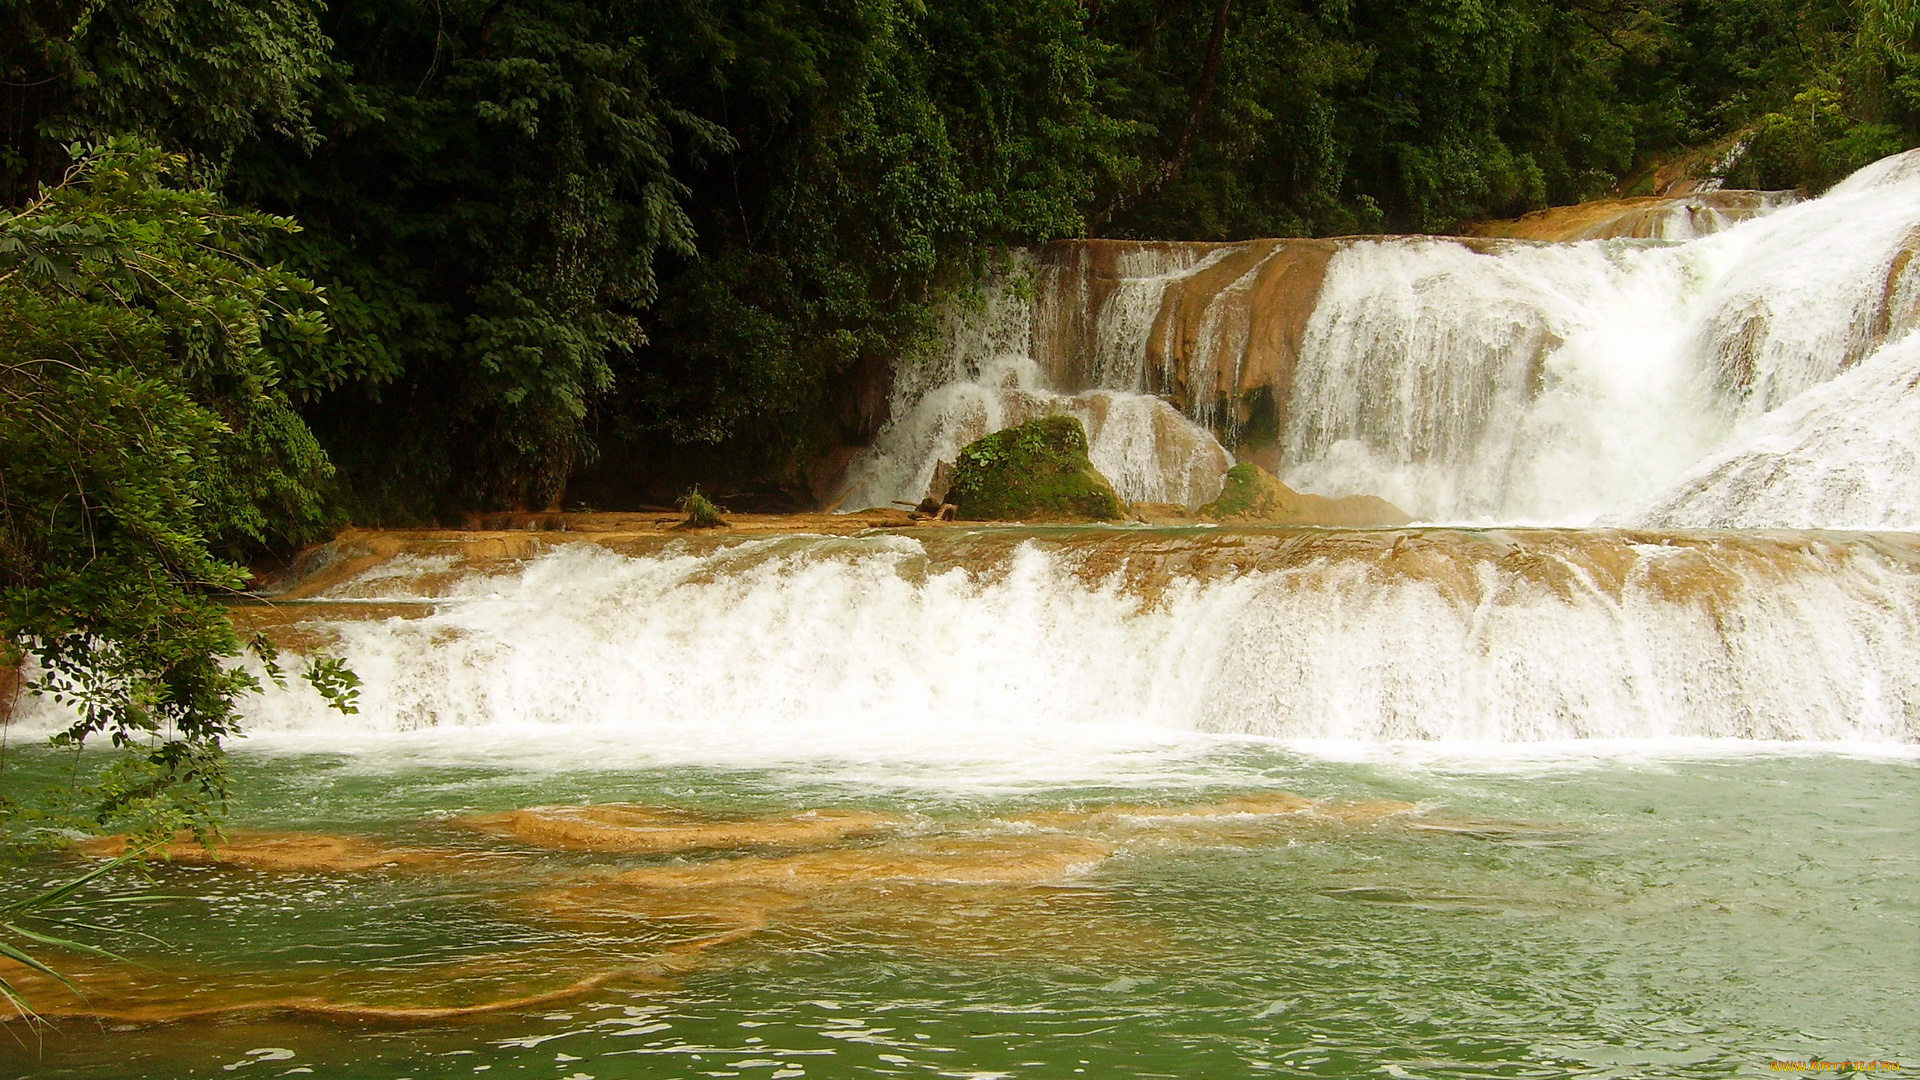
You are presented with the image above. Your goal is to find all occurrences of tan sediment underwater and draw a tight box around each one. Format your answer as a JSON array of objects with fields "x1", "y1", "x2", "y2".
[
  {"x1": 22, "y1": 790, "x2": 1536, "y2": 1026},
  {"x1": 1009, "y1": 791, "x2": 1417, "y2": 831},
  {"x1": 0, "y1": 947, "x2": 709, "y2": 1026},
  {"x1": 519, "y1": 834, "x2": 1143, "y2": 967},
  {"x1": 71, "y1": 830, "x2": 457, "y2": 873},
  {"x1": 461, "y1": 804, "x2": 906, "y2": 853}
]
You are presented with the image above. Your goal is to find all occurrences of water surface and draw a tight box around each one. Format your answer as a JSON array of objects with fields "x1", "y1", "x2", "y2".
[{"x1": 5, "y1": 737, "x2": 1912, "y2": 1079}]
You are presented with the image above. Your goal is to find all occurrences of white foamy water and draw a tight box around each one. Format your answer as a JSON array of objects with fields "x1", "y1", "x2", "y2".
[
  {"x1": 836, "y1": 357, "x2": 1231, "y2": 510},
  {"x1": 844, "y1": 150, "x2": 1920, "y2": 527},
  {"x1": 1271, "y1": 159, "x2": 1920, "y2": 522},
  {"x1": 1282, "y1": 237, "x2": 1718, "y2": 521},
  {"x1": 1634, "y1": 331, "x2": 1920, "y2": 529},
  {"x1": 14, "y1": 534, "x2": 1903, "y2": 756}
]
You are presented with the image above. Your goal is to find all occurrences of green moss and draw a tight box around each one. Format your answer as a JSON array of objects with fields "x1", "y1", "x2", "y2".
[
  {"x1": 1200, "y1": 463, "x2": 1272, "y2": 518},
  {"x1": 1199, "y1": 462, "x2": 1412, "y2": 527},
  {"x1": 947, "y1": 415, "x2": 1128, "y2": 522}
]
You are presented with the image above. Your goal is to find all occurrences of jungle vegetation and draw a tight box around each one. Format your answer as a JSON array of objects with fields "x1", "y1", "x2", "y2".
[{"x1": 0, "y1": 0, "x2": 1916, "y2": 840}]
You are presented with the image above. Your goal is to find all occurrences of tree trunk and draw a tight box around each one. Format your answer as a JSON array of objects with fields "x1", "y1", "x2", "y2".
[{"x1": 1167, "y1": 0, "x2": 1234, "y2": 182}]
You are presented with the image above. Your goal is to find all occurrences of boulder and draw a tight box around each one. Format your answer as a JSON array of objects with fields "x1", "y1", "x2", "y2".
[
  {"x1": 1199, "y1": 463, "x2": 1411, "y2": 527},
  {"x1": 947, "y1": 416, "x2": 1129, "y2": 522}
]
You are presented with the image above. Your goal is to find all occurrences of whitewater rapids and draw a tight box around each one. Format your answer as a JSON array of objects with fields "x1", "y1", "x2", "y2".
[
  {"x1": 843, "y1": 150, "x2": 1920, "y2": 528},
  {"x1": 11, "y1": 528, "x2": 1898, "y2": 749}
]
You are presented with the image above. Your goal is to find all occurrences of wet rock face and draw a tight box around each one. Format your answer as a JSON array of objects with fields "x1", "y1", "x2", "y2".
[
  {"x1": 1031, "y1": 239, "x2": 1339, "y2": 455},
  {"x1": 947, "y1": 415, "x2": 1129, "y2": 522},
  {"x1": 1466, "y1": 189, "x2": 1798, "y2": 241},
  {"x1": 1199, "y1": 462, "x2": 1411, "y2": 527}
]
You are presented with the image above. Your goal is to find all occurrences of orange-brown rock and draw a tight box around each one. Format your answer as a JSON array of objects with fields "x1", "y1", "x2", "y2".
[
  {"x1": 461, "y1": 804, "x2": 905, "y2": 854},
  {"x1": 0, "y1": 952, "x2": 687, "y2": 1026},
  {"x1": 611, "y1": 835, "x2": 1115, "y2": 891},
  {"x1": 254, "y1": 524, "x2": 1916, "y2": 642},
  {"x1": 73, "y1": 831, "x2": 448, "y2": 874},
  {"x1": 522, "y1": 834, "x2": 1149, "y2": 965},
  {"x1": 1468, "y1": 190, "x2": 1793, "y2": 241},
  {"x1": 252, "y1": 512, "x2": 939, "y2": 597},
  {"x1": 1031, "y1": 239, "x2": 1339, "y2": 450},
  {"x1": 1198, "y1": 462, "x2": 1411, "y2": 527},
  {"x1": 0, "y1": 656, "x2": 19, "y2": 725}
]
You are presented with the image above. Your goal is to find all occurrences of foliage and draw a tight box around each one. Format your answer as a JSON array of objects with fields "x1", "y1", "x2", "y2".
[
  {"x1": 947, "y1": 415, "x2": 1128, "y2": 522},
  {"x1": 0, "y1": 141, "x2": 350, "y2": 851},
  {"x1": 0, "y1": 0, "x2": 332, "y2": 201},
  {"x1": 0, "y1": 0, "x2": 1897, "y2": 871},
  {"x1": 212, "y1": 0, "x2": 1124, "y2": 509},
  {"x1": 675, "y1": 486, "x2": 727, "y2": 529},
  {"x1": 1721, "y1": 0, "x2": 1920, "y2": 189},
  {"x1": 3, "y1": 0, "x2": 1915, "y2": 523},
  {"x1": 223, "y1": 0, "x2": 728, "y2": 516},
  {"x1": 620, "y1": 0, "x2": 1124, "y2": 467}
]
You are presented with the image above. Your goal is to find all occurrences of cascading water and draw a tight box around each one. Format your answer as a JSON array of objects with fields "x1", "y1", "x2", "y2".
[
  {"x1": 1279, "y1": 237, "x2": 1718, "y2": 521},
  {"x1": 834, "y1": 254, "x2": 1236, "y2": 510},
  {"x1": 15, "y1": 528, "x2": 1906, "y2": 751},
  {"x1": 9, "y1": 154, "x2": 1917, "y2": 763},
  {"x1": 841, "y1": 150, "x2": 1920, "y2": 527},
  {"x1": 1634, "y1": 332, "x2": 1920, "y2": 529},
  {"x1": 834, "y1": 357, "x2": 1232, "y2": 511},
  {"x1": 9, "y1": 163, "x2": 1917, "y2": 1080}
]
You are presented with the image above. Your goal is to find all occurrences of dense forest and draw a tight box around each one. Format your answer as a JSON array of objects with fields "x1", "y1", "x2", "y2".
[{"x1": 1, "y1": 0, "x2": 1917, "y2": 840}]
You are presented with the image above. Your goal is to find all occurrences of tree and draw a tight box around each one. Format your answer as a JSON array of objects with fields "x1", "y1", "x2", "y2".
[
  {"x1": 0, "y1": 0, "x2": 332, "y2": 201},
  {"x1": 226, "y1": 0, "x2": 725, "y2": 516},
  {"x1": 0, "y1": 140, "x2": 350, "y2": 852}
]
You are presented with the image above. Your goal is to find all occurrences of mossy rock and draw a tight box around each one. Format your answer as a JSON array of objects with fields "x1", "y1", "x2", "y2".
[
  {"x1": 947, "y1": 416, "x2": 1129, "y2": 522},
  {"x1": 1199, "y1": 463, "x2": 1411, "y2": 527}
]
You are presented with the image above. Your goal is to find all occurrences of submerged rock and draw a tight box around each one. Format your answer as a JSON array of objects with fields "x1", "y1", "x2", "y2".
[
  {"x1": 947, "y1": 415, "x2": 1129, "y2": 522},
  {"x1": 610, "y1": 835, "x2": 1116, "y2": 890},
  {"x1": 461, "y1": 804, "x2": 904, "y2": 853},
  {"x1": 0, "y1": 953, "x2": 678, "y2": 1025},
  {"x1": 73, "y1": 830, "x2": 448, "y2": 873},
  {"x1": 1198, "y1": 462, "x2": 1411, "y2": 527}
]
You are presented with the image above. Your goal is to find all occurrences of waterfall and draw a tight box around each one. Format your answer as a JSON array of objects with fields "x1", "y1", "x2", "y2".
[
  {"x1": 1288, "y1": 163, "x2": 1919, "y2": 522},
  {"x1": 24, "y1": 530, "x2": 1905, "y2": 747},
  {"x1": 840, "y1": 150, "x2": 1920, "y2": 528},
  {"x1": 22, "y1": 157, "x2": 1920, "y2": 753},
  {"x1": 1633, "y1": 331, "x2": 1920, "y2": 529},
  {"x1": 835, "y1": 253, "x2": 1235, "y2": 510},
  {"x1": 1279, "y1": 238, "x2": 1716, "y2": 522}
]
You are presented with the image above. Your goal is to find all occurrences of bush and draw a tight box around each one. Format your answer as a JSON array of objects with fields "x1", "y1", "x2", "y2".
[{"x1": 675, "y1": 487, "x2": 728, "y2": 529}]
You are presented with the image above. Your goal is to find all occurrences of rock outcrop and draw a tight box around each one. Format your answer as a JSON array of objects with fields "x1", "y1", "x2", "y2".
[
  {"x1": 1029, "y1": 239, "x2": 1341, "y2": 456},
  {"x1": 1198, "y1": 462, "x2": 1411, "y2": 527},
  {"x1": 1468, "y1": 189, "x2": 1796, "y2": 241},
  {"x1": 947, "y1": 415, "x2": 1128, "y2": 522}
]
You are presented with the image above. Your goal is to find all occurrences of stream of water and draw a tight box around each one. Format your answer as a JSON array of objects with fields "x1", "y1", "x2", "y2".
[
  {"x1": 4, "y1": 735, "x2": 1915, "y2": 1079},
  {"x1": 5, "y1": 152, "x2": 1919, "y2": 1079}
]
